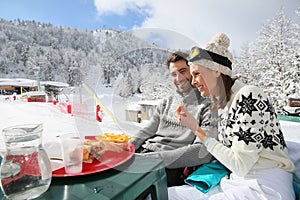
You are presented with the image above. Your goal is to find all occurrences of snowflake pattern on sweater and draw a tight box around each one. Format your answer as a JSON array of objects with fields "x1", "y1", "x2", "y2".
[
  {"x1": 218, "y1": 82, "x2": 287, "y2": 151},
  {"x1": 207, "y1": 81, "x2": 294, "y2": 177}
]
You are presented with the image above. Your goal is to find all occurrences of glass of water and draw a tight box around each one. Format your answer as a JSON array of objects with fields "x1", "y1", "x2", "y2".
[{"x1": 60, "y1": 133, "x2": 83, "y2": 174}]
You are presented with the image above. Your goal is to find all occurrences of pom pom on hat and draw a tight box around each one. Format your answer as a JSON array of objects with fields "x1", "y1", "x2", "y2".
[
  {"x1": 205, "y1": 32, "x2": 233, "y2": 63},
  {"x1": 210, "y1": 32, "x2": 230, "y2": 48},
  {"x1": 190, "y1": 32, "x2": 233, "y2": 76}
]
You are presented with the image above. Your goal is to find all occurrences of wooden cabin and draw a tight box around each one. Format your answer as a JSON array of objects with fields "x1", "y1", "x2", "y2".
[{"x1": 0, "y1": 78, "x2": 38, "y2": 95}]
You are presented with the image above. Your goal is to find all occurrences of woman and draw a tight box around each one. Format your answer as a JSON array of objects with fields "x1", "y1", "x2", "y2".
[{"x1": 169, "y1": 33, "x2": 295, "y2": 199}]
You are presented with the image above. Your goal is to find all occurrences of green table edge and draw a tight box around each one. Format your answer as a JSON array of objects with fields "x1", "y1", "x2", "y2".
[{"x1": 278, "y1": 115, "x2": 300, "y2": 123}]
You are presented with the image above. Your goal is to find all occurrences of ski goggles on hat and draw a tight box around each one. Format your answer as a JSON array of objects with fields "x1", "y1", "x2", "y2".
[{"x1": 188, "y1": 47, "x2": 232, "y2": 69}]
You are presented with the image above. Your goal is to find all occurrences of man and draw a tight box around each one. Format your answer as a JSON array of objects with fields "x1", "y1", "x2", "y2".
[{"x1": 132, "y1": 52, "x2": 217, "y2": 186}]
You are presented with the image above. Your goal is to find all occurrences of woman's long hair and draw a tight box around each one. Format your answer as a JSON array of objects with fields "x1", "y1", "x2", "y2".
[{"x1": 210, "y1": 74, "x2": 236, "y2": 110}]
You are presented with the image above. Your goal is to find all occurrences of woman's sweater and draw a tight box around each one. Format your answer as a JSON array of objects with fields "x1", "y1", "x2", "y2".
[{"x1": 206, "y1": 80, "x2": 295, "y2": 176}]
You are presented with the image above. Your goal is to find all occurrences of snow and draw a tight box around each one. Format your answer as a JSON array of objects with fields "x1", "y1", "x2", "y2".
[
  {"x1": 23, "y1": 91, "x2": 47, "y2": 96},
  {"x1": 0, "y1": 78, "x2": 69, "y2": 88},
  {"x1": 138, "y1": 100, "x2": 161, "y2": 106},
  {"x1": 0, "y1": 78, "x2": 37, "y2": 87},
  {"x1": 0, "y1": 86, "x2": 299, "y2": 182},
  {"x1": 0, "y1": 85, "x2": 300, "y2": 175},
  {"x1": 42, "y1": 81, "x2": 69, "y2": 87},
  {"x1": 280, "y1": 120, "x2": 300, "y2": 142},
  {"x1": 1, "y1": 85, "x2": 299, "y2": 156},
  {"x1": 0, "y1": 85, "x2": 145, "y2": 155}
]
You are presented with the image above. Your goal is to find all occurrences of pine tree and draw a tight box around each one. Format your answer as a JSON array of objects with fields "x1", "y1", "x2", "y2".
[{"x1": 247, "y1": 8, "x2": 299, "y2": 109}]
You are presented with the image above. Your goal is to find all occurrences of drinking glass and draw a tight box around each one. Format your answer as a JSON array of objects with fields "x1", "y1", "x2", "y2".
[{"x1": 60, "y1": 133, "x2": 83, "y2": 174}]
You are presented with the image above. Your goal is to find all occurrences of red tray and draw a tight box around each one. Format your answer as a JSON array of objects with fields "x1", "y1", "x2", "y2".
[{"x1": 52, "y1": 137, "x2": 135, "y2": 177}]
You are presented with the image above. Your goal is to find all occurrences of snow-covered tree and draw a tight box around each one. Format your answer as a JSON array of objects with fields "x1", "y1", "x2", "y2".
[
  {"x1": 238, "y1": 7, "x2": 299, "y2": 110},
  {"x1": 0, "y1": 8, "x2": 299, "y2": 111},
  {"x1": 114, "y1": 72, "x2": 134, "y2": 97}
]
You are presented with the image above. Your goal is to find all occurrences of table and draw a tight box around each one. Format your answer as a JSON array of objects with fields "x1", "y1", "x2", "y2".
[
  {"x1": 0, "y1": 155, "x2": 168, "y2": 200},
  {"x1": 278, "y1": 114, "x2": 300, "y2": 123}
]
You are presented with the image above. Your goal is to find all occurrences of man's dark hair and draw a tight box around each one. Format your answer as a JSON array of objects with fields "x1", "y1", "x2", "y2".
[{"x1": 165, "y1": 51, "x2": 189, "y2": 69}]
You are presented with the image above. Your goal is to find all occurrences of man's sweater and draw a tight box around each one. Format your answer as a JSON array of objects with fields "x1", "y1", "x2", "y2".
[
  {"x1": 207, "y1": 80, "x2": 295, "y2": 176},
  {"x1": 132, "y1": 88, "x2": 218, "y2": 169}
]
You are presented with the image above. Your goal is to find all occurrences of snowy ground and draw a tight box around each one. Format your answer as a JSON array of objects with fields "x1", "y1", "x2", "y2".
[
  {"x1": 0, "y1": 85, "x2": 146, "y2": 153},
  {"x1": 1, "y1": 85, "x2": 299, "y2": 196},
  {"x1": 0, "y1": 85, "x2": 299, "y2": 154}
]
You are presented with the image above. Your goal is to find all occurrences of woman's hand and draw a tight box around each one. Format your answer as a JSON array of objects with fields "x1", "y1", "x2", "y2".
[
  {"x1": 176, "y1": 105, "x2": 209, "y2": 143},
  {"x1": 176, "y1": 105, "x2": 199, "y2": 132}
]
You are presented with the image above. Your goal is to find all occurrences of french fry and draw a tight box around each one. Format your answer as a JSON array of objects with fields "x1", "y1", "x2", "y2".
[
  {"x1": 96, "y1": 133, "x2": 131, "y2": 143},
  {"x1": 181, "y1": 101, "x2": 184, "y2": 108}
]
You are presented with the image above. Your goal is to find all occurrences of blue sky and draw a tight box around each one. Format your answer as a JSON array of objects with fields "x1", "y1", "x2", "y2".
[
  {"x1": 0, "y1": 0, "x2": 299, "y2": 52},
  {"x1": 0, "y1": 0, "x2": 145, "y2": 30}
]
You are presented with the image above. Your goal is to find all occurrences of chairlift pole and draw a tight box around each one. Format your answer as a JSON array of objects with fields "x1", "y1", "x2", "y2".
[
  {"x1": 37, "y1": 76, "x2": 41, "y2": 91},
  {"x1": 34, "y1": 66, "x2": 41, "y2": 91}
]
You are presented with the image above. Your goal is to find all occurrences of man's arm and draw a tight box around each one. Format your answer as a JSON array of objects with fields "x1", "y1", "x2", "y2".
[
  {"x1": 142, "y1": 141, "x2": 211, "y2": 168},
  {"x1": 131, "y1": 100, "x2": 164, "y2": 149},
  {"x1": 142, "y1": 103, "x2": 218, "y2": 168}
]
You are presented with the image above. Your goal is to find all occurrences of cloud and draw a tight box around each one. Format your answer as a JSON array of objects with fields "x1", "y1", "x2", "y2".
[
  {"x1": 94, "y1": 0, "x2": 299, "y2": 53},
  {"x1": 130, "y1": 28, "x2": 199, "y2": 50},
  {"x1": 93, "y1": 0, "x2": 152, "y2": 16}
]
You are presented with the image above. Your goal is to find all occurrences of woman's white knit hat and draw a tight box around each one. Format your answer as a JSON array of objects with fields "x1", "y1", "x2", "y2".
[{"x1": 188, "y1": 32, "x2": 233, "y2": 77}]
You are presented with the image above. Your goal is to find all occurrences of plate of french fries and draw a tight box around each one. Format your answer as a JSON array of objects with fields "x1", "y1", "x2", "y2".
[
  {"x1": 52, "y1": 133, "x2": 134, "y2": 177},
  {"x1": 95, "y1": 132, "x2": 132, "y2": 150}
]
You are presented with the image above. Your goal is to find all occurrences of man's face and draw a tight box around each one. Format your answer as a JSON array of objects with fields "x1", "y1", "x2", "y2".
[{"x1": 169, "y1": 60, "x2": 192, "y2": 95}]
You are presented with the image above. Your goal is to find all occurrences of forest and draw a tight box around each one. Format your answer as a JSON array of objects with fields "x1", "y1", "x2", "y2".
[{"x1": 0, "y1": 8, "x2": 299, "y2": 111}]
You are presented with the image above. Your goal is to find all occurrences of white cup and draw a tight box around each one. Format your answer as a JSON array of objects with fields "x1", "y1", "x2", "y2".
[{"x1": 60, "y1": 133, "x2": 83, "y2": 174}]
